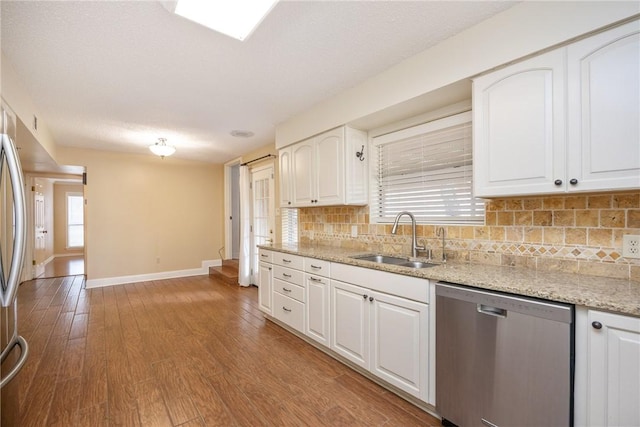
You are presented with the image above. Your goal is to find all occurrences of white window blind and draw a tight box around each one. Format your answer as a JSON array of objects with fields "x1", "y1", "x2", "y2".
[
  {"x1": 371, "y1": 111, "x2": 484, "y2": 224},
  {"x1": 281, "y1": 208, "x2": 298, "y2": 243}
]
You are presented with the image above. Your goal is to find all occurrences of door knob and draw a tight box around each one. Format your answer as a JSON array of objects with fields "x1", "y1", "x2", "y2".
[{"x1": 592, "y1": 321, "x2": 603, "y2": 330}]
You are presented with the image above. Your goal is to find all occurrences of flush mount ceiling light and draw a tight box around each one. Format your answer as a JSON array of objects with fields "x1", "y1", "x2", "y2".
[
  {"x1": 172, "y1": 0, "x2": 278, "y2": 41},
  {"x1": 149, "y1": 138, "x2": 176, "y2": 159},
  {"x1": 230, "y1": 130, "x2": 255, "y2": 138}
]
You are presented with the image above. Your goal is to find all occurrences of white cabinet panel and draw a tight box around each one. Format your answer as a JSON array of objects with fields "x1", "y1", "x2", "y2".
[
  {"x1": 279, "y1": 147, "x2": 292, "y2": 207},
  {"x1": 258, "y1": 261, "x2": 273, "y2": 315},
  {"x1": 306, "y1": 273, "x2": 330, "y2": 347},
  {"x1": 331, "y1": 280, "x2": 369, "y2": 369},
  {"x1": 587, "y1": 310, "x2": 640, "y2": 427},
  {"x1": 473, "y1": 49, "x2": 566, "y2": 197},
  {"x1": 291, "y1": 141, "x2": 315, "y2": 205},
  {"x1": 273, "y1": 292, "x2": 305, "y2": 333},
  {"x1": 370, "y1": 291, "x2": 428, "y2": 401},
  {"x1": 316, "y1": 127, "x2": 344, "y2": 205},
  {"x1": 567, "y1": 20, "x2": 640, "y2": 191}
]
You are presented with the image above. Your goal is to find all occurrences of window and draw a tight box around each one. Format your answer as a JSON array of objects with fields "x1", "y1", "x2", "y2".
[
  {"x1": 281, "y1": 208, "x2": 298, "y2": 244},
  {"x1": 67, "y1": 193, "x2": 84, "y2": 248},
  {"x1": 370, "y1": 111, "x2": 484, "y2": 224}
]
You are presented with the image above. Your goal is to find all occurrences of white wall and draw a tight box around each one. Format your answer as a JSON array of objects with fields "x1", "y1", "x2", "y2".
[{"x1": 275, "y1": 2, "x2": 640, "y2": 147}]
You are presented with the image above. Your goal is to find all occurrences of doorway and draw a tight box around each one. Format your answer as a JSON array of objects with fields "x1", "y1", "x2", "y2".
[
  {"x1": 26, "y1": 176, "x2": 85, "y2": 279},
  {"x1": 224, "y1": 158, "x2": 241, "y2": 261}
]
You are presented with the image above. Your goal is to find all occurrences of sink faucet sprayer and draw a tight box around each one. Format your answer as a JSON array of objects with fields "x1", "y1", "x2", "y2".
[
  {"x1": 437, "y1": 227, "x2": 446, "y2": 263},
  {"x1": 391, "y1": 211, "x2": 425, "y2": 259}
]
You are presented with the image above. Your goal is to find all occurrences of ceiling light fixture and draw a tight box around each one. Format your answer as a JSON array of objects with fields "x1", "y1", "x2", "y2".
[
  {"x1": 230, "y1": 130, "x2": 255, "y2": 138},
  {"x1": 172, "y1": 0, "x2": 278, "y2": 41},
  {"x1": 149, "y1": 138, "x2": 176, "y2": 159}
]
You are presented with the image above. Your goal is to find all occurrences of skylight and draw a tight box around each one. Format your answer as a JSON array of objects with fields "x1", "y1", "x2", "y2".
[{"x1": 173, "y1": 0, "x2": 278, "y2": 41}]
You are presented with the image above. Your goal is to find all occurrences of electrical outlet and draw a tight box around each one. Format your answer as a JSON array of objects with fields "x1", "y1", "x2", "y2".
[{"x1": 622, "y1": 235, "x2": 640, "y2": 259}]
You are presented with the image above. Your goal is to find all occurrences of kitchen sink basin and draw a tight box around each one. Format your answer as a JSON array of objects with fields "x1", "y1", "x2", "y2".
[
  {"x1": 398, "y1": 261, "x2": 438, "y2": 269},
  {"x1": 351, "y1": 254, "x2": 439, "y2": 269},
  {"x1": 351, "y1": 254, "x2": 408, "y2": 264}
]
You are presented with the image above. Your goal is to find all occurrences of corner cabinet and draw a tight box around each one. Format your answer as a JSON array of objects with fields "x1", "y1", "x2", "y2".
[
  {"x1": 473, "y1": 19, "x2": 640, "y2": 197},
  {"x1": 575, "y1": 308, "x2": 640, "y2": 426},
  {"x1": 278, "y1": 126, "x2": 368, "y2": 208}
]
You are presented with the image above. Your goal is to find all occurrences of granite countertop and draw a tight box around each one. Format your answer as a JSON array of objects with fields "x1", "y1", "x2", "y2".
[{"x1": 259, "y1": 242, "x2": 640, "y2": 317}]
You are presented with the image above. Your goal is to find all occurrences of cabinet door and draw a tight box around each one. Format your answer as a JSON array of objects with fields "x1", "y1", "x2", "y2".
[
  {"x1": 473, "y1": 49, "x2": 566, "y2": 197},
  {"x1": 315, "y1": 128, "x2": 344, "y2": 206},
  {"x1": 370, "y1": 291, "x2": 429, "y2": 401},
  {"x1": 330, "y1": 280, "x2": 369, "y2": 369},
  {"x1": 258, "y1": 262, "x2": 273, "y2": 314},
  {"x1": 291, "y1": 140, "x2": 316, "y2": 206},
  {"x1": 587, "y1": 310, "x2": 640, "y2": 426},
  {"x1": 279, "y1": 147, "x2": 292, "y2": 207},
  {"x1": 567, "y1": 20, "x2": 640, "y2": 192},
  {"x1": 305, "y1": 273, "x2": 330, "y2": 347}
]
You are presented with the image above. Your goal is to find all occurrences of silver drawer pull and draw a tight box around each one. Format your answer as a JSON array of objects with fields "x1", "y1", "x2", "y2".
[
  {"x1": 310, "y1": 264, "x2": 322, "y2": 269},
  {"x1": 309, "y1": 277, "x2": 322, "y2": 282},
  {"x1": 282, "y1": 307, "x2": 292, "y2": 312},
  {"x1": 282, "y1": 287, "x2": 292, "y2": 293},
  {"x1": 261, "y1": 254, "x2": 269, "y2": 258},
  {"x1": 282, "y1": 273, "x2": 292, "y2": 278},
  {"x1": 477, "y1": 304, "x2": 507, "y2": 318},
  {"x1": 282, "y1": 259, "x2": 292, "y2": 263}
]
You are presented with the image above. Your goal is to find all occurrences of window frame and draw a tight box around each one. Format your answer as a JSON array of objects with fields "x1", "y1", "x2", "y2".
[
  {"x1": 369, "y1": 111, "x2": 484, "y2": 225},
  {"x1": 66, "y1": 192, "x2": 84, "y2": 249}
]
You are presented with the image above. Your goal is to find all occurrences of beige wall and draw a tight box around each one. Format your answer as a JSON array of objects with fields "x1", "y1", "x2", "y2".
[
  {"x1": 53, "y1": 182, "x2": 84, "y2": 256},
  {"x1": 57, "y1": 146, "x2": 224, "y2": 281}
]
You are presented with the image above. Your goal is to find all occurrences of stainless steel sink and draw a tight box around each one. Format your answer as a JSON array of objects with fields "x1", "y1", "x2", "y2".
[
  {"x1": 351, "y1": 254, "x2": 438, "y2": 269},
  {"x1": 399, "y1": 261, "x2": 438, "y2": 269},
  {"x1": 351, "y1": 254, "x2": 408, "y2": 264}
]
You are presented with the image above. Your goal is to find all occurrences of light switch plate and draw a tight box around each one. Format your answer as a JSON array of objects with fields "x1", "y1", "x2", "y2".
[{"x1": 622, "y1": 235, "x2": 640, "y2": 258}]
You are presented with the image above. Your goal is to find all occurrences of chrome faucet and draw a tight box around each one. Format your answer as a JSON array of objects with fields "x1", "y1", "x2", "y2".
[
  {"x1": 437, "y1": 227, "x2": 446, "y2": 263},
  {"x1": 391, "y1": 211, "x2": 425, "y2": 258}
]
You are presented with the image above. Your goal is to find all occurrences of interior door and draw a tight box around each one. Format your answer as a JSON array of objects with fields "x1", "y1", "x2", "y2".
[
  {"x1": 251, "y1": 165, "x2": 274, "y2": 285},
  {"x1": 33, "y1": 190, "x2": 45, "y2": 278}
]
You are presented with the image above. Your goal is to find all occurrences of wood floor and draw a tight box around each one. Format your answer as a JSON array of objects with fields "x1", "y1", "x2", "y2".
[
  {"x1": 42, "y1": 255, "x2": 85, "y2": 278},
  {"x1": 10, "y1": 274, "x2": 441, "y2": 426}
]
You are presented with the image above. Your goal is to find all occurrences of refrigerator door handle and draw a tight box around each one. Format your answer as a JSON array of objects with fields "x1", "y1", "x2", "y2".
[
  {"x1": 0, "y1": 133, "x2": 27, "y2": 307},
  {"x1": 0, "y1": 335, "x2": 29, "y2": 388}
]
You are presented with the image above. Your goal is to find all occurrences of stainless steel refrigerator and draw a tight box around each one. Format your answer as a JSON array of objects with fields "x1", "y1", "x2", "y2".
[{"x1": 0, "y1": 104, "x2": 29, "y2": 424}]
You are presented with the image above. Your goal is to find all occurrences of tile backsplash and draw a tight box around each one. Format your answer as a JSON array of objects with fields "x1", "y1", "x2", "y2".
[{"x1": 298, "y1": 191, "x2": 640, "y2": 281}]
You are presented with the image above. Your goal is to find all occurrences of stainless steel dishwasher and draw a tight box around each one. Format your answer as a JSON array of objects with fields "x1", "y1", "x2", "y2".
[{"x1": 436, "y1": 282, "x2": 574, "y2": 427}]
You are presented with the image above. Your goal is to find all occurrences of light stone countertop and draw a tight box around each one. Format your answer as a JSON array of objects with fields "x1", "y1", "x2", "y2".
[{"x1": 259, "y1": 242, "x2": 640, "y2": 317}]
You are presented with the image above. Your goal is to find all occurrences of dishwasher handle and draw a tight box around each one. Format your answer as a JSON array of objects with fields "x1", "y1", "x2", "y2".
[{"x1": 477, "y1": 304, "x2": 507, "y2": 318}]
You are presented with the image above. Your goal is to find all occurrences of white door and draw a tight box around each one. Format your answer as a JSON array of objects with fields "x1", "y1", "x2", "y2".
[
  {"x1": 315, "y1": 128, "x2": 344, "y2": 206},
  {"x1": 370, "y1": 291, "x2": 429, "y2": 401},
  {"x1": 250, "y1": 165, "x2": 275, "y2": 285},
  {"x1": 587, "y1": 310, "x2": 640, "y2": 426},
  {"x1": 33, "y1": 190, "x2": 46, "y2": 278},
  {"x1": 330, "y1": 280, "x2": 369, "y2": 369},
  {"x1": 258, "y1": 261, "x2": 273, "y2": 314},
  {"x1": 291, "y1": 140, "x2": 315, "y2": 206}
]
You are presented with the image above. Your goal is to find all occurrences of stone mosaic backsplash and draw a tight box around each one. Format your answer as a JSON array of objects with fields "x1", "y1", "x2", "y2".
[{"x1": 298, "y1": 191, "x2": 640, "y2": 282}]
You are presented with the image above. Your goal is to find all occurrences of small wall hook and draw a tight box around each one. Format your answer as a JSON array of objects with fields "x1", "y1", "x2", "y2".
[{"x1": 356, "y1": 145, "x2": 365, "y2": 162}]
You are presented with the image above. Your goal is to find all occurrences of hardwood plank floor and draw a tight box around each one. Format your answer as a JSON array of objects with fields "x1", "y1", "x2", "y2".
[
  {"x1": 42, "y1": 255, "x2": 85, "y2": 278},
  {"x1": 10, "y1": 274, "x2": 441, "y2": 426}
]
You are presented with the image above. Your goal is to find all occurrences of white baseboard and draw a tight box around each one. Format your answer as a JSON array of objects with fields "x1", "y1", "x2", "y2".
[
  {"x1": 85, "y1": 259, "x2": 222, "y2": 289},
  {"x1": 54, "y1": 252, "x2": 84, "y2": 258}
]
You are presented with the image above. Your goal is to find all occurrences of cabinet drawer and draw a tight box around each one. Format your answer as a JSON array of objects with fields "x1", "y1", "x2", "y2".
[
  {"x1": 274, "y1": 278, "x2": 305, "y2": 303},
  {"x1": 273, "y1": 252, "x2": 304, "y2": 269},
  {"x1": 258, "y1": 249, "x2": 273, "y2": 263},
  {"x1": 305, "y1": 258, "x2": 331, "y2": 276},
  {"x1": 273, "y1": 265, "x2": 304, "y2": 286},
  {"x1": 273, "y1": 292, "x2": 305, "y2": 333}
]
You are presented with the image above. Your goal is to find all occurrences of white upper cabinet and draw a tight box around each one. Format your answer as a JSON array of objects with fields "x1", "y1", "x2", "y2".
[
  {"x1": 474, "y1": 20, "x2": 640, "y2": 197},
  {"x1": 279, "y1": 126, "x2": 368, "y2": 207},
  {"x1": 567, "y1": 20, "x2": 640, "y2": 192}
]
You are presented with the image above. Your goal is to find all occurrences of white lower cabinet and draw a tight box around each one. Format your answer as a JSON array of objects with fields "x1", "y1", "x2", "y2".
[
  {"x1": 330, "y1": 279, "x2": 429, "y2": 402},
  {"x1": 305, "y1": 273, "x2": 331, "y2": 347},
  {"x1": 258, "y1": 251, "x2": 273, "y2": 315},
  {"x1": 576, "y1": 308, "x2": 640, "y2": 426}
]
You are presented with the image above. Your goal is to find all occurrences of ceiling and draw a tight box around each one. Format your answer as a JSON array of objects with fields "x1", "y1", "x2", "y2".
[{"x1": 1, "y1": 1, "x2": 515, "y2": 166}]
